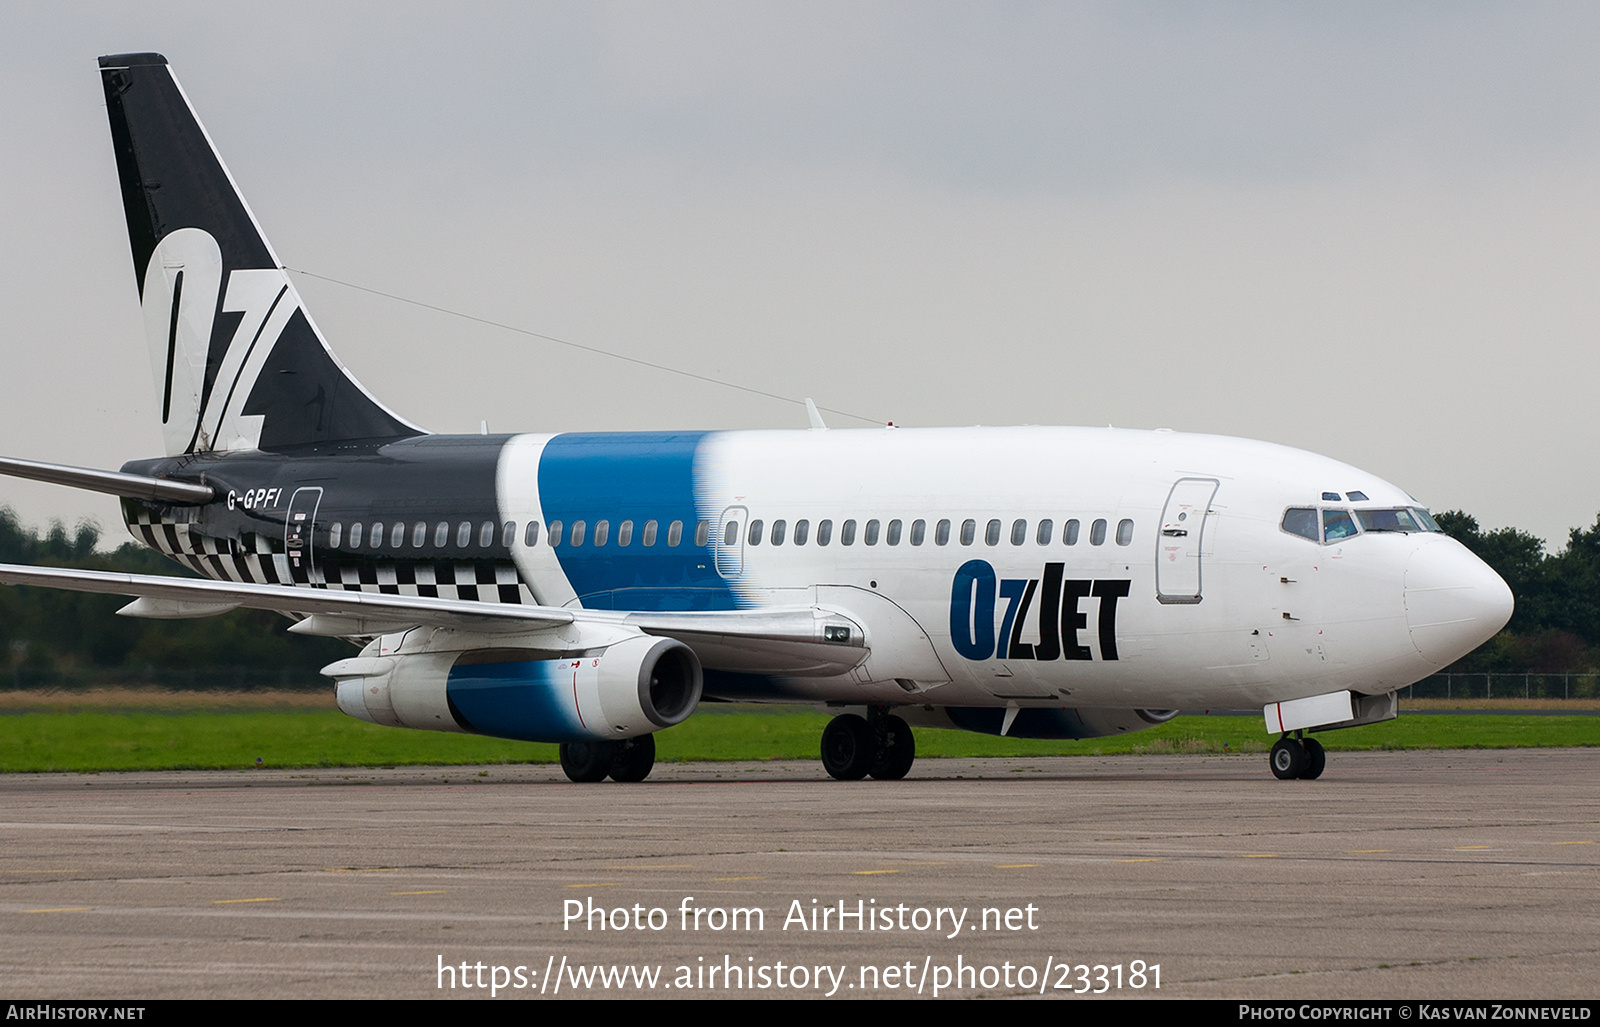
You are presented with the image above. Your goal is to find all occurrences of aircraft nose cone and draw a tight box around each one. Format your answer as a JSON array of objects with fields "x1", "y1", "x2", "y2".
[{"x1": 1404, "y1": 537, "x2": 1514, "y2": 667}]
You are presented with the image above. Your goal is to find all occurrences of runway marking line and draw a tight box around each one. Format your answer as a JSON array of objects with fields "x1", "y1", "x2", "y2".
[
  {"x1": 212, "y1": 897, "x2": 281, "y2": 904},
  {"x1": 1554, "y1": 840, "x2": 1594, "y2": 845},
  {"x1": 24, "y1": 907, "x2": 91, "y2": 913},
  {"x1": 392, "y1": 890, "x2": 449, "y2": 895},
  {"x1": 712, "y1": 876, "x2": 764, "y2": 882}
]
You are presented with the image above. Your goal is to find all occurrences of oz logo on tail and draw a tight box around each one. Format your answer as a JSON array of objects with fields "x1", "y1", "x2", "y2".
[{"x1": 140, "y1": 228, "x2": 299, "y2": 456}]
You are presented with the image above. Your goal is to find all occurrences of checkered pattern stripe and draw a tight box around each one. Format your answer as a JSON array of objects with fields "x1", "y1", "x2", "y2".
[{"x1": 123, "y1": 506, "x2": 535, "y2": 604}]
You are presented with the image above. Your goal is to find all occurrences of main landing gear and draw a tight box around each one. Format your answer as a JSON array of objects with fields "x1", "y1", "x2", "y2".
[
  {"x1": 821, "y1": 708, "x2": 916, "y2": 781},
  {"x1": 1269, "y1": 733, "x2": 1326, "y2": 780},
  {"x1": 559, "y1": 735, "x2": 656, "y2": 783}
]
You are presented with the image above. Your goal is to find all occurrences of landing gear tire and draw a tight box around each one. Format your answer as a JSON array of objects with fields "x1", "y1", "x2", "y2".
[
  {"x1": 1269, "y1": 737, "x2": 1308, "y2": 780},
  {"x1": 869, "y1": 714, "x2": 916, "y2": 780},
  {"x1": 821, "y1": 714, "x2": 875, "y2": 781},
  {"x1": 608, "y1": 735, "x2": 656, "y2": 783},
  {"x1": 1300, "y1": 737, "x2": 1326, "y2": 780},
  {"x1": 560, "y1": 740, "x2": 619, "y2": 783}
]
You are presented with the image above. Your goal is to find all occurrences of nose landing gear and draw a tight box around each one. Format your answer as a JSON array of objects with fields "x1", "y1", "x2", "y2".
[
  {"x1": 821, "y1": 708, "x2": 916, "y2": 781},
  {"x1": 1269, "y1": 733, "x2": 1326, "y2": 780}
]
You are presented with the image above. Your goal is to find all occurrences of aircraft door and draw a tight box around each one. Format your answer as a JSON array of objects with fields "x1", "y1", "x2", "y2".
[
  {"x1": 1157, "y1": 478, "x2": 1218, "y2": 604},
  {"x1": 714, "y1": 505, "x2": 747, "y2": 579},
  {"x1": 284, "y1": 487, "x2": 323, "y2": 585}
]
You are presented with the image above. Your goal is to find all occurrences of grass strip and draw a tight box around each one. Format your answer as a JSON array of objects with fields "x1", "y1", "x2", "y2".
[{"x1": 0, "y1": 706, "x2": 1594, "y2": 773}]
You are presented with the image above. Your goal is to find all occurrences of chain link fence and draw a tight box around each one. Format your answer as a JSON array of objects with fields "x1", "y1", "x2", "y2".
[{"x1": 1402, "y1": 672, "x2": 1600, "y2": 700}]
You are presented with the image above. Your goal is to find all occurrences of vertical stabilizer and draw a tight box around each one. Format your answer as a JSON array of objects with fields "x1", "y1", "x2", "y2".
[{"x1": 99, "y1": 53, "x2": 423, "y2": 455}]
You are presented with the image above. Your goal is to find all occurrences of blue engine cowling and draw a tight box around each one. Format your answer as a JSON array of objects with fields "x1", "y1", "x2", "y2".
[{"x1": 325, "y1": 634, "x2": 702, "y2": 742}]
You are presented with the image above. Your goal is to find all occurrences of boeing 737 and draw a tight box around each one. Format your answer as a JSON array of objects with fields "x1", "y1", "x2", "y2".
[{"x1": 0, "y1": 54, "x2": 1514, "y2": 783}]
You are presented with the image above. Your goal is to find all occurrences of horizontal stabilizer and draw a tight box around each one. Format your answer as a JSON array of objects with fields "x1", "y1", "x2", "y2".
[{"x1": 0, "y1": 455, "x2": 213, "y2": 503}]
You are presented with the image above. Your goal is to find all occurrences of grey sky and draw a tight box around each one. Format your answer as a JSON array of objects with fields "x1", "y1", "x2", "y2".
[{"x1": 3, "y1": 2, "x2": 1598, "y2": 547}]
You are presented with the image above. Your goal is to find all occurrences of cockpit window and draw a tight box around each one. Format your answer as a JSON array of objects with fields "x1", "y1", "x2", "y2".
[
  {"x1": 1355, "y1": 508, "x2": 1432, "y2": 533},
  {"x1": 1281, "y1": 508, "x2": 1319, "y2": 541},
  {"x1": 1322, "y1": 508, "x2": 1358, "y2": 542},
  {"x1": 1412, "y1": 507, "x2": 1442, "y2": 532}
]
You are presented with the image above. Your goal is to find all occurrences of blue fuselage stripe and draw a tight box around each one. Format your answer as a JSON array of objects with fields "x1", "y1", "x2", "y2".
[{"x1": 536, "y1": 432, "x2": 738, "y2": 610}]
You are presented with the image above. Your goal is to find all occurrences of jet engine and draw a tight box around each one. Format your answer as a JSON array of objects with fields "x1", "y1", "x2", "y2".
[{"x1": 324, "y1": 633, "x2": 702, "y2": 743}]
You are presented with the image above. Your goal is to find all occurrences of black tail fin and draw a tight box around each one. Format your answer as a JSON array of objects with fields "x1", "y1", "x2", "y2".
[{"x1": 99, "y1": 53, "x2": 423, "y2": 455}]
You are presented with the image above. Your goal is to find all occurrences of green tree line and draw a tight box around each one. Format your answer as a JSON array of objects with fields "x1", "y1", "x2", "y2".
[
  {"x1": 0, "y1": 509, "x2": 347, "y2": 689},
  {"x1": 1435, "y1": 511, "x2": 1600, "y2": 673}
]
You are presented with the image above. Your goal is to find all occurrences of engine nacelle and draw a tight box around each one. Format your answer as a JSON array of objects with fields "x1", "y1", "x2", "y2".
[{"x1": 324, "y1": 633, "x2": 702, "y2": 743}]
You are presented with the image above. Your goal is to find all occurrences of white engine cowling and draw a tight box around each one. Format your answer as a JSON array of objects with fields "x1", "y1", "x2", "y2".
[{"x1": 325, "y1": 633, "x2": 702, "y2": 743}]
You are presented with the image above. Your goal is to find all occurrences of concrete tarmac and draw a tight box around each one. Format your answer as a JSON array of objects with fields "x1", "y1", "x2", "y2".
[{"x1": 0, "y1": 749, "x2": 1596, "y2": 1000}]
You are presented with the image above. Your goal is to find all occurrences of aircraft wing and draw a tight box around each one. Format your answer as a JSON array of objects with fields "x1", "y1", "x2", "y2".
[{"x1": 0, "y1": 564, "x2": 868, "y2": 675}]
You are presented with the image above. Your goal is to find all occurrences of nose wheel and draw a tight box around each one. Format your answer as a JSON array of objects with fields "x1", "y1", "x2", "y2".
[
  {"x1": 821, "y1": 709, "x2": 916, "y2": 781},
  {"x1": 1269, "y1": 734, "x2": 1326, "y2": 780}
]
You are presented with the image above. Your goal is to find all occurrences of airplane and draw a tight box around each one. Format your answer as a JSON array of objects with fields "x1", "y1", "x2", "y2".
[{"x1": 0, "y1": 53, "x2": 1514, "y2": 784}]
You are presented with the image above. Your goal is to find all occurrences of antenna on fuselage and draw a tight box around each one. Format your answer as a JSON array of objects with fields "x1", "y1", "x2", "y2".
[{"x1": 804, "y1": 398, "x2": 828, "y2": 430}]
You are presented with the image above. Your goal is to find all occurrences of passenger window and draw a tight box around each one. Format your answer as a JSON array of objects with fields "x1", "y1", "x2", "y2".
[
  {"x1": 1036, "y1": 519, "x2": 1052, "y2": 545},
  {"x1": 643, "y1": 520, "x2": 658, "y2": 546},
  {"x1": 371, "y1": 521, "x2": 385, "y2": 548},
  {"x1": 349, "y1": 523, "x2": 363, "y2": 548},
  {"x1": 329, "y1": 523, "x2": 342, "y2": 549},
  {"x1": 935, "y1": 519, "x2": 951, "y2": 546},
  {"x1": 1116, "y1": 519, "x2": 1134, "y2": 546},
  {"x1": 985, "y1": 519, "x2": 1001, "y2": 546},
  {"x1": 457, "y1": 521, "x2": 472, "y2": 547},
  {"x1": 695, "y1": 520, "x2": 709, "y2": 547},
  {"x1": 548, "y1": 520, "x2": 564, "y2": 547},
  {"x1": 961, "y1": 519, "x2": 976, "y2": 546},
  {"x1": 525, "y1": 521, "x2": 541, "y2": 547},
  {"x1": 748, "y1": 519, "x2": 764, "y2": 546},
  {"x1": 771, "y1": 519, "x2": 787, "y2": 546},
  {"x1": 594, "y1": 520, "x2": 609, "y2": 547},
  {"x1": 1090, "y1": 518, "x2": 1107, "y2": 546},
  {"x1": 794, "y1": 519, "x2": 809, "y2": 545},
  {"x1": 817, "y1": 519, "x2": 833, "y2": 546},
  {"x1": 1064, "y1": 519, "x2": 1080, "y2": 545},
  {"x1": 390, "y1": 522, "x2": 405, "y2": 548},
  {"x1": 865, "y1": 520, "x2": 880, "y2": 546},
  {"x1": 841, "y1": 519, "x2": 857, "y2": 546},
  {"x1": 667, "y1": 520, "x2": 682, "y2": 547},
  {"x1": 617, "y1": 520, "x2": 633, "y2": 547},
  {"x1": 479, "y1": 521, "x2": 495, "y2": 548},
  {"x1": 722, "y1": 520, "x2": 738, "y2": 547},
  {"x1": 911, "y1": 519, "x2": 926, "y2": 546},
  {"x1": 570, "y1": 520, "x2": 586, "y2": 547},
  {"x1": 412, "y1": 522, "x2": 427, "y2": 548},
  {"x1": 1323, "y1": 508, "x2": 1358, "y2": 543},
  {"x1": 1011, "y1": 519, "x2": 1027, "y2": 545},
  {"x1": 887, "y1": 519, "x2": 902, "y2": 545},
  {"x1": 1281, "y1": 508, "x2": 1318, "y2": 542},
  {"x1": 436, "y1": 522, "x2": 450, "y2": 547},
  {"x1": 502, "y1": 521, "x2": 516, "y2": 548}
]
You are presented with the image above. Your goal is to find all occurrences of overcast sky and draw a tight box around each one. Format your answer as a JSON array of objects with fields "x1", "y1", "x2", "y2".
[{"x1": 3, "y1": 2, "x2": 1599, "y2": 547}]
